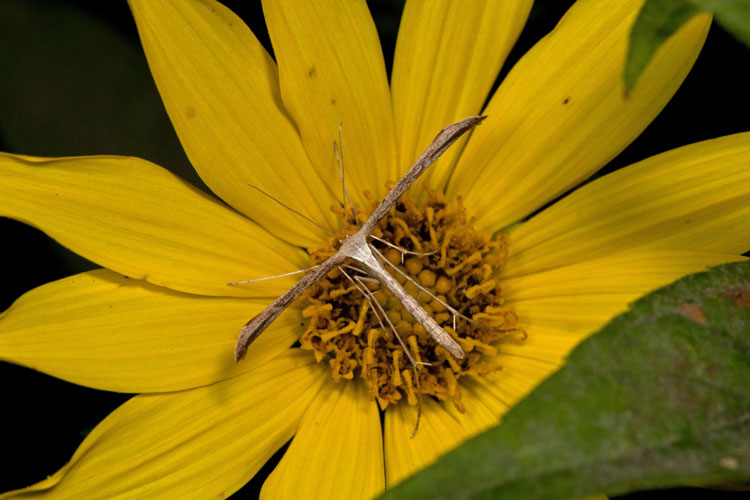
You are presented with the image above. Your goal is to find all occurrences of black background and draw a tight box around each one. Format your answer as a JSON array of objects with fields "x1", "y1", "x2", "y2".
[{"x1": 0, "y1": 0, "x2": 748, "y2": 498}]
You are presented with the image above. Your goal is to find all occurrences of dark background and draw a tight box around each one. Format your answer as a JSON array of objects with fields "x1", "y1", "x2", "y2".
[{"x1": 0, "y1": 0, "x2": 748, "y2": 498}]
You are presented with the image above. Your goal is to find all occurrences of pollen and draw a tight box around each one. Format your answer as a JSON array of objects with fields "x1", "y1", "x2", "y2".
[{"x1": 299, "y1": 185, "x2": 523, "y2": 411}]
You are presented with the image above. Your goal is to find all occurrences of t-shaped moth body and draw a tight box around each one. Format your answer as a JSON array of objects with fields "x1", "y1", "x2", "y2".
[{"x1": 234, "y1": 115, "x2": 486, "y2": 362}]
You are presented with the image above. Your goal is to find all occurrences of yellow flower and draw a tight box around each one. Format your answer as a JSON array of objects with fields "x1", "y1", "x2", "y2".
[{"x1": 1, "y1": 0, "x2": 749, "y2": 498}]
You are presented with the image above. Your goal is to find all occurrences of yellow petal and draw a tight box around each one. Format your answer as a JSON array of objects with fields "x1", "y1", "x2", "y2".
[
  {"x1": 501, "y1": 251, "x2": 747, "y2": 363},
  {"x1": 0, "y1": 153, "x2": 307, "y2": 297},
  {"x1": 507, "y1": 297, "x2": 684, "y2": 338},
  {"x1": 0, "y1": 269, "x2": 301, "y2": 392},
  {"x1": 505, "y1": 250, "x2": 745, "y2": 301},
  {"x1": 501, "y1": 251, "x2": 746, "y2": 365},
  {"x1": 392, "y1": 0, "x2": 533, "y2": 191},
  {"x1": 385, "y1": 398, "x2": 466, "y2": 487},
  {"x1": 444, "y1": 376, "x2": 508, "y2": 432},
  {"x1": 261, "y1": 379, "x2": 384, "y2": 499},
  {"x1": 128, "y1": 0, "x2": 338, "y2": 247},
  {"x1": 473, "y1": 355, "x2": 562, "y2": 412},
  {"x1": 504, "y1": 134, "x2": 750, "y2": 278},
  {"x1": 385, "y1": 378, "x2": 509, "y2": 487},
  {"x1": 262, "y1": 0, "x2": 397, "y2": 207},
  {"x1": 499, "y1": 323, "x2": 604, "y2": 368},
  {"x1": 448, "y1": 0, "x2": 711, "y2": 232},
  {"x1": 0, "y1": 351, "x2": 326, "y2": 500}
]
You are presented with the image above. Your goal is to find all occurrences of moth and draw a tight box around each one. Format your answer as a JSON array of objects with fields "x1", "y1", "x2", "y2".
[{"x1": 234, "y1": 115, "x2": 486, "y2": 363}]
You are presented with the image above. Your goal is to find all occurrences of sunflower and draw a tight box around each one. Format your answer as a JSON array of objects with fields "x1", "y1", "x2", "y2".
[{"x1": 1, "y1": 0, "x2": 749, "y2": 498}]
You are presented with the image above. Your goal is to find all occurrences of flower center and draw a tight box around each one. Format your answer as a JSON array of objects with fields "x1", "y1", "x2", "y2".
[{"x1": 299, "y1": 186, "x2": 522, "y2": 412}]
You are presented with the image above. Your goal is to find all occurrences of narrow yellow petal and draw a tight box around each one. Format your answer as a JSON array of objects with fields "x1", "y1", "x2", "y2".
[
  {"x1": 443, "y1": 376, "x2": 508, "y2": 434},
  {"x1": 505, "y1": 250, "x2": 746, "y2": 301},
  {"x1": 448, "y1": 0, "x2": 711, "y2": 232},
  {"x1": 262, "y1": 0, "x2": 397, "y2": 207},
  {"x1": 385, "y1": 398, "x2": 466, "y2": 487},
  {"x1": 0, "y1": 153, "x2": 307, "y2": 297},
  {"x1": 500, "y1": 254, "x2": 748, "y2": 383},
  {"x1": 495, "y1": 325, "x2": 586, "y2": 367},
  {"x1": 0, "y1": 269, "x2": 301, "y2": 392},
  {"x1": 504, "y1": 134, "x2": 750, "y2": 277},
  {"x1": 0, "y1": 351, "x2": 326, "y2": 500},
  {"x1": 501, "y1": 251, "x2": 746, "y2": 364},
  {"x1": 392, "y1": 0, "x2": 532, "y2": 191},
  {"x1": 513, "y1": 294, "x2": 649, "y2": 343},
  {"x1": 472, "y1": 356, "x2": 562, "y2": 412},
  {"x1": 261, "y1": 380, "x2": 384, "y2": 499},
  {"x1": 128, "y1": 0, "x2": 338, "y2": 247}
]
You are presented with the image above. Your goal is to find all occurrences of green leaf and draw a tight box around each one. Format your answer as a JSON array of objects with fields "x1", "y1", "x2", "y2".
[
  {"x1": 381, "y1": 260, "x2": 750, "y2": 500},
  {"x1": 625, "y1": 0, "x2": 703, "y2": 92},
  {"x1": 625, "y1": 0, "x2": 750, "y2": 93}
]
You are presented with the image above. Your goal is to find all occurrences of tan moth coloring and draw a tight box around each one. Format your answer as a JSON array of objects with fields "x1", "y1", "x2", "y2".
[{"x1": 234, "y1": 115, "x2": 486, "y2": 362}]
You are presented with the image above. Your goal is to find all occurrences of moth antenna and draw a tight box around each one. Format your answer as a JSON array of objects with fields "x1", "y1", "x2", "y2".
[
  {"x1": 248, "y1": 184, "x2": 334, "y2": 236},
  {"x1": 227, "y1": 265, "x2": 319, "y2": 285},
  {"x1": 334, "y1": 123, "x2": 357, "y2": 225}
]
